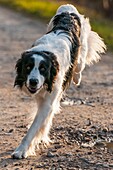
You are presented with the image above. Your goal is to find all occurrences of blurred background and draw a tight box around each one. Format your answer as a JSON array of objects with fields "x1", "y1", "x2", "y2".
[
  {"x1": 72, "y1": 0, "x2": 113, "y2": 18},
  {"x1": 0, "y1": 0, "x2": 113, "y2": 51}
]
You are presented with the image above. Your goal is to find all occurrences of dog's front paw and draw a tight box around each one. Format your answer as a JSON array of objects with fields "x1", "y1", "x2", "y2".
[{"x1": 11, "y1": 145, "x2": 28, "y2": 159}]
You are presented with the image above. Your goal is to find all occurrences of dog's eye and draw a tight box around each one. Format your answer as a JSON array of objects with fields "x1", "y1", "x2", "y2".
[
  {"x1": 40, "y1": 66, "x2": 46, "y2": 72},
  {"x1": 39, "y1": 63, "x2": 46, "y2": 72},
  {"x1": 26, "y1": 66, "x2": 31, "y2": 70}
]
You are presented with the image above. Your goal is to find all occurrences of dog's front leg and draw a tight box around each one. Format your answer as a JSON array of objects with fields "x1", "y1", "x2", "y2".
[{"x1": 12, "y1": 88, "x2": 61, "y2": 159}]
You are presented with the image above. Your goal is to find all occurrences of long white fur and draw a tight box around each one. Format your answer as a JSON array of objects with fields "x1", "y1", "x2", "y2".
[{"x1": 12, "y1": 4, "x2": 106, "y2": 159}]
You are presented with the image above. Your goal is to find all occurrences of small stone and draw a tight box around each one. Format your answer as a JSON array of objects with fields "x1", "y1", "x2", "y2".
[
  {"x1": 35, "y1": 164, "x2": 44, "y2": 168},
  {"x1": 109, "y1": 164, "x2": 113, "y2": 167},
  {"x1": 103, "y1": 164, "x2": 109, "y2": 168},
  {"x1": 65, "y1": 153, "x2": 72, "y2": 157},
  {"x1": 54, "y1": 144, "x2": 62, "y2": 149},
  {"x1": 85, "y1": 118, "x2": 92, "y2": 126},
  {"x1": 96, "y1": 163, "x2": 103, "y2": 167},
  {"x1": 47, "y1": 151, "x2": 55, "y2": 158},
  {"x1": 8, "y1": 129, "x2": 14, "y2": 133},
  {"x1": 3, "y1": 163, "x2": 8, "y2": 167},
  {"x1": 103, "y1": 127, "x2": 108, "y2": 132}
]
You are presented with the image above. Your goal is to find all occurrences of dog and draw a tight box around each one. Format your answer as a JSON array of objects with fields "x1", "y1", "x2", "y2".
[{"x1": 12, "y1": 4, "x2": 106, "y2": 159}]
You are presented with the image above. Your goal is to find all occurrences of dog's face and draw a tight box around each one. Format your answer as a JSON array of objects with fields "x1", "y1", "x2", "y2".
[{"x1": 14, "y1": 51, "x2": 59, "y2": 94}]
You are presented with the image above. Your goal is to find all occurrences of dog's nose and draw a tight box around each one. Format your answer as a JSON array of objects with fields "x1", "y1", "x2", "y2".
[{"x1": 29, "y1": 79, "x2": 38, "y2": 87}]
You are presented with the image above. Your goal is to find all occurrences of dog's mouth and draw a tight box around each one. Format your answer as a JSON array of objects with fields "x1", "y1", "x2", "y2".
[
  {"x1": 28, "y1": 86, "x2": 38, "y2": 94},
  {"x1": 26, "y1": 85, "x2": 42, "y2": 94}
]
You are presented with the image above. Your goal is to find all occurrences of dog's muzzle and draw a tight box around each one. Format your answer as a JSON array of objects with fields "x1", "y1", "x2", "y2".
[{"x1": 27, "y1": 78, "x2": 40, "y2": 94}]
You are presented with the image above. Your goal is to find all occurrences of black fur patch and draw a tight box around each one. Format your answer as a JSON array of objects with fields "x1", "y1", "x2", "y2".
[
  {"x1": 14, "y1": 51, "x2": 35, "y2": 88},
  {"x1": 47, "y1": 12, "x2": 81, "y2": 90}
]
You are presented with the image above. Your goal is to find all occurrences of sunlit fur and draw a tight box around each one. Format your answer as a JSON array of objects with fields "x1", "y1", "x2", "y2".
[{"x1": 12, "y1": 4, "x2": 106, "y2": 159}]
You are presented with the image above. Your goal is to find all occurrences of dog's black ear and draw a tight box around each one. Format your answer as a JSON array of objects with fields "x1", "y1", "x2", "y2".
[
  {"x1": 45, "y1": 53, "x2": 59, "y2": 93},
  {"x1": 15, "y1": 58, "x2": 22, "y2": 75},
  {"x1": 14, "y1": 51, "x2": 33, "y2": 88},
  {"x1": 14, "y1": 57, "x2": 23, "y2": 88},
  {"x1": 14, "y1": 52, "x2": 28, "y2": 88}
]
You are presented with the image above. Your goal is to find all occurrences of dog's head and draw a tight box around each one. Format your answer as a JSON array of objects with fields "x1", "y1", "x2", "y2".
[{"x1": 14, "y1": 51, "x2": 59, "y2": 94}]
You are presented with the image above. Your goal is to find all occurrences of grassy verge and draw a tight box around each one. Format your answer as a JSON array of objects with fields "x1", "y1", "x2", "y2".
[
  {"x1": 0, "y1": 0, "x2": 62, "y2": 20},
  {"x1": 0, "y1": 0, "x2": 112, "y2": 50},
  {"x1": 91, "y1": 19, "x2": 113, "y2": 51}
]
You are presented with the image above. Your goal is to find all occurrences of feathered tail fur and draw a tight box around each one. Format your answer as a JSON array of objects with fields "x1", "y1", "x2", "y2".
[{"x1": 86, "y1": 30, "x2": 106, "y2": 65}]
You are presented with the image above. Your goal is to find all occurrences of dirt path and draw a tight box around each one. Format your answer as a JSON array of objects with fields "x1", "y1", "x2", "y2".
[{"x1": 0, "y1": 6, "x2": 113, "y2": 170}]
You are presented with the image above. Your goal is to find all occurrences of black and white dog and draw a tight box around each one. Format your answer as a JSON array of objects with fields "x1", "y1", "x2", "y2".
[{"x1": 12, "y1": 4, "x2": 106, "y2": 159}]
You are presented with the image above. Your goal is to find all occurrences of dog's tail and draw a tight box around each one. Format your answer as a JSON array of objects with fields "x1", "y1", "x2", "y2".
[
  {"x1": 86, "y1": 30, "x2": 106, "y2": 65},
  {"x1": 79, "y1": 16, "x2": 106, "y2": 67}
]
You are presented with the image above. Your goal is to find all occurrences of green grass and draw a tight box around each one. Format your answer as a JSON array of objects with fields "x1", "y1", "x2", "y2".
[
  {"x1": 0, "y1": 0, "x2": 62, "y2": 20},
  {"x1": 91, "y1": 19, "x2": 113, "y2": 51},
  {"x1": 0, "y1": 0, "x2": 113, "y2": 50}
]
